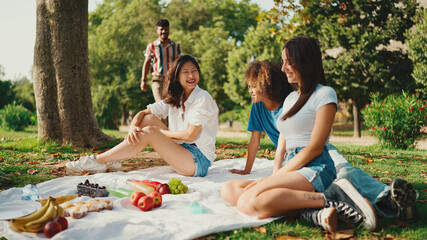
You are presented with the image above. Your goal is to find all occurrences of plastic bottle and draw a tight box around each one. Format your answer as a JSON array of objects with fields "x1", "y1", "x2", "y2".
[
  {"x1": 189, "y1": 201, "x2": 207, "y2": 214},
  {"x1": 21, "y1": 184, "x2": 40, "y2": 201},
  {"x1": 126, "y1": 180, "x2": 155, "y2": 195}
]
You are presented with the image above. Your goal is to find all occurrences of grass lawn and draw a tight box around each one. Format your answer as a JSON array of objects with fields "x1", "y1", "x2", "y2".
[{"x1": 1, "y1": 126, "x2": 426, "y2": 240}]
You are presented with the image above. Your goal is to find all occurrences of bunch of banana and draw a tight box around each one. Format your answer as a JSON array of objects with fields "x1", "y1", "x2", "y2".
[
  {"x1": 10, "y1": 197, "x2": 64, "y2": 233},
  {"x1": 38, "y1": 194, "x2": 78, "y2": 206}
]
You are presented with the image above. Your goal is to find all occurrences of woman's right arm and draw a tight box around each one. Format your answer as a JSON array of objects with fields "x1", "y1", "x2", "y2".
[
  {"x1": 273, "y1": 133, "x2": 287, "y2": 174},
  {"x1": 229, "y1": 131, "x2": 262, "y2": 175}
]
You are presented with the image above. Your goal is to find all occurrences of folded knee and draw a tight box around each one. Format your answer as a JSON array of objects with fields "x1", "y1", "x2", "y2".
[
  {"x1": 140, "y1": 125, "x2": 160, "y2": 135},
  {"x1": 236, "y1": 194, "x2": 260, "y2": 217},
  {"x1": 221, "y1": 181, "x2": 236, "y2": 204},
  {"x1": 141, "y1": 114, "x2": 159, "y2": 126}
]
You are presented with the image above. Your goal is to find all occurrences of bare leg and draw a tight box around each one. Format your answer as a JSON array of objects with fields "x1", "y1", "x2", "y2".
[
  {"x1": 221, "y1": 179, "x2": 255, "y2": 206},
  {"x1": 95, "y1": 114, "x2": 196, "y2": 176},
  {"x1": 236, "y1": 172, "x2": 325, "y2": 219}
]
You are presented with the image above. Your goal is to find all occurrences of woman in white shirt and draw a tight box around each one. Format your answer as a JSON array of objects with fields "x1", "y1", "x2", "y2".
[
  {"x1": 66, "y1": 55, "x2": 218, "y2": 177},
  {"x1": 221, "y1": 36, "x2": 376, "y2": 232}
]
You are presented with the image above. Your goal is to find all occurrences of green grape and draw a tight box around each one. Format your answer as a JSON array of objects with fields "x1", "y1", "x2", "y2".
[{"x1": 167, "y1": 178, "x2": 189, "y2": 194}]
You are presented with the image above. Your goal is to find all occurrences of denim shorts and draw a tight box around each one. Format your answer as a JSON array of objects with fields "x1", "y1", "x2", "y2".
[
  {"x1": 283, "y1": 146, "x2": 336, "y2": 192},
  {"x1": 181, "y1": 143, "x2": 211, "y2": 177}
]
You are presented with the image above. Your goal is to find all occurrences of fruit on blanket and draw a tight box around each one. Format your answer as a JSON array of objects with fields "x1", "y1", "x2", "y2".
[
  {"x1": 141, "y1": 180, "x2": 163, "y2": 190},
  {"x1": 168, "y1": 178, "x2": 188, "y2": 194},
  {"x1": 38, "y1": 194, "x2": 79, "y2": 206},
  {"x1": 149, "y1": 192, "x2": 162, "y2": 208},
  {"x1": 10, "y1": 197, "x2": 53, "y2": 231},
  {"x1": 138, "y1": 196, "x2": 154, "y2": 211},
  {"x1": 53, "y1": 216, "x2": 68, "y2": 230},
  {"x1": 43, "y1": 221, "x2": 62, "y2": 238},
  {"x1": 126, "y1": 180, "x2": 155, "y2": 195},
  {"x1": 77, "y1": 179, "x2": 109, "y2": 197},
  {"x1": 157, "y1": 184, "x2": 170, "y2": 195},
  {"x1": 131, "y1": 191, "x2": 146, "y2": 207},
  {"x1": 23, "y1": 198, "x2": 61, "y2": 233},
  {"x1": 10, "y1": 197, "x2": 64, "y2": 233}
]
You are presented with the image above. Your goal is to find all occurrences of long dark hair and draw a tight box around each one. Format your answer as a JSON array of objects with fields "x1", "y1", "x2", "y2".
[
  {"x1": 163, "y1": 55, "x2": 201, "y2": 108},
  {"x1": 281, "y1": 35, "x2": 326, "y2": 120},
  {"x1": 244, "y1": 60, "x2": 292, "y2": 103}
]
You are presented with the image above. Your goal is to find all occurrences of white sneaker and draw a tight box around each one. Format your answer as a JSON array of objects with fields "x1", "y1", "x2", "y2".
[
  {"x1": 298, "y1": 207, "x2": 337, "y2": 233},
  {"x1": 106, "y1": 161, "x2": 122, "y2": 172},
  {"x1": 66, "y1": 155, "x2": 107, "y2": 173},
  {"x1": 317, "y1": 207, "x2": 338, "y2": 233}
]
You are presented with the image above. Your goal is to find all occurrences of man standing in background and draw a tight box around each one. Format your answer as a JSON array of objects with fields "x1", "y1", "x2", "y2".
[{"x1": 140, "y1": 19, "x2": 181, "y2": 102}]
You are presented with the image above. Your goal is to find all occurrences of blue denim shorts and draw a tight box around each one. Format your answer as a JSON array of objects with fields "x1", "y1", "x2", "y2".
[
  {"x1": 283, "y1": 146, "x2": 336, "y2": 192},
  {"x1": 181, "y1": 143, "x2": 211, "y2": 177}
]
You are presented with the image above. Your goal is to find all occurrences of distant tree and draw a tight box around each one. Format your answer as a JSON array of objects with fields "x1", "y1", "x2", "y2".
[
  {"x1": 92, "y1": 85, "x2": 122, "y2": 129},
  {"x1": 224, "y1": 20, "x2": 282, "y2": 107},
  {"x1": 89, "y1": 0, "x2": 160, "y2": 127},
  {"x1": 0, "y1": 80, "x2": 15, "y2": 110},
  {"x1": 33, "y1": 0, "x2": 113, "y2": 146},
  {"x1": 270, "y1": 0, "x2": 419, "y2": 137},
  {"x1": 88, "y1": 0, "x2": 263, "y2": 118},
  {"x1": 0, "y1": 65, "x2": 15, "y2": 109},
  {"x1": 12, "y1": 76, "x2": 36, "y2": 112},
  {"x1": 165, "y1": 0, "x2": 260, "y2": 42},
  {"x1": 406, "y1": 8, "x2": 427, "y2": 95},
  {"x1": 192, "y1": 22, "x2": 235, "y2": 111}
]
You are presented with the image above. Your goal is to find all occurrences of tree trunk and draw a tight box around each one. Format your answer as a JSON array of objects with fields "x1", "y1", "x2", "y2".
[
  {"x1": 33, "y1": 0, "x2": 114, "y2": 147},
  {"x1": 122, "y1": 103, "x2": 129, "y2": 125},
  {"x1": 352, "y1": 95, "x2": 362, "y2": 138}
]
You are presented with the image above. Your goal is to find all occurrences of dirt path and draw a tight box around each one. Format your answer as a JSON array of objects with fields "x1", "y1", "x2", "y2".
[
  {"x1": 121, "y1": 124, "x2": 427, "y2": 149},
  {"x1": 217, "y1": 128, "x2": 427, "y2": 150},
  {"x1": 217, "y1": 130, "x2": 427, "y2": 150}
]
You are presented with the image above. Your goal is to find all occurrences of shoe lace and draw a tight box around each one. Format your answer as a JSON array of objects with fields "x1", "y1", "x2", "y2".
[{"x1": 326, "y1": 201, "x2": 362, "y2": 224}]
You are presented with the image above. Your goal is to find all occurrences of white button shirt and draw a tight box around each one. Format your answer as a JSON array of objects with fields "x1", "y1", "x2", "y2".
[{"x1": 147, "y1": 86, "x2": 219, "y2": 162}]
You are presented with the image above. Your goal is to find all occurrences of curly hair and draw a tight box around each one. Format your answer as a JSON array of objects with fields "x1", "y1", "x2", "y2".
[
  {"x1": 244, "y1": 60, "x2": 292, "y2": 103},
  {"x1": 163, "y1": 55, "x2": 201, "y2": 108}
]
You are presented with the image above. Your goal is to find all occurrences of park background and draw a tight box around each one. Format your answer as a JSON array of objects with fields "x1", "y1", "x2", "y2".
[{"x1": 0, "y1": 0, "x2": 426, "y2": 239}]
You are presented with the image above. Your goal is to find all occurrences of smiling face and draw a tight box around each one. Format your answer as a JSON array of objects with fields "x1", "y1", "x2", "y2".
[
  {"x1": 156, "y1": 26, "x2": 169, "y2": 41},
  {"x1": 248, "y1": 83, "x2": 266, "y2": 103},
  {"x1": 281, "y1": 49, "x2": 301, "y2": 86},
  {"x1": 179, "y1": 61, "x2": 200, "y2": 95}
]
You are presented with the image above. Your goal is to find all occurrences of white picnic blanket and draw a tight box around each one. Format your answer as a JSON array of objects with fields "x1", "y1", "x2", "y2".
[{"x1": 0, "y1": 158, "x2": 278, "y2": 240}]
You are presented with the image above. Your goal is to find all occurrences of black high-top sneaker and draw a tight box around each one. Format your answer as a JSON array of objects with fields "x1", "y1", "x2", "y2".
[
  {"x1": 323, "y1": 178, "x2": 377, "y2": 231},
  {"x1": 390, "y1": 178, "x2": 419, "y2": 222}
]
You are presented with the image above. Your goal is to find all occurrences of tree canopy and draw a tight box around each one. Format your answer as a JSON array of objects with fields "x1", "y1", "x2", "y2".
[
  {"x1": 267, "y1": 0, "x2": 422, "y2": 136},
  {"x1": 13, "y1": 0, "x2": 424, "y2": 138},
  {"x1": 406, "y1": 7, "x2": 427, "y2": 94},
  {"x1": 88, "y1": 0, "x2": 262, "y2": 127}
]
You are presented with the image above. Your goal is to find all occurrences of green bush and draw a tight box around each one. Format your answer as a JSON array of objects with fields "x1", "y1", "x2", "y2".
[
  {"x1": 0, "y1": 102, "x2": 32, "y2": 131},
  {"x1": 219, "y1": 104, "x2": 251, "y2": 128},
  {"x1": 362, "y1": 92, "x2": 427, "y2": 149},
  {"x1": 92, "y1": 85, "x2": 121, "y2": 130}
]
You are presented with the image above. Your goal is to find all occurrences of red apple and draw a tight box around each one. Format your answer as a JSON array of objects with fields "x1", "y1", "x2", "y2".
[
  {"x1": 131, "y1": 191, "x2": 146, "y2": 207},
  {"x1": 149, "y1": 191, "x2": 162, "y2": 208},
  {"x1": 137, "y1": 196, "x2": 154, "y2": 211},
  {"x1": 157, "y1": 184, "x2": 170, "y2": 195},
  {"x1": 53, "y1": 216, "x2": 68, "y2": 230},
  {"x1": 44, "y1": 221, "x2": 62, "y2": 238}
]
